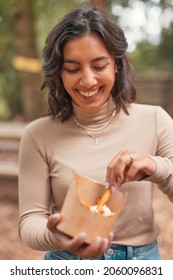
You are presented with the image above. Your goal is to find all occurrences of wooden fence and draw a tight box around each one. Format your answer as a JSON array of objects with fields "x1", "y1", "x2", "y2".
[{"x1": 135, "y1": 73, "x2": 173, "y2": 118}]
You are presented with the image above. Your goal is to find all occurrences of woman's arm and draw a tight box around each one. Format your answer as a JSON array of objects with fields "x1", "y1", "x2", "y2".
[
  {"x1": 105, "y1": 106, "x2": 173, "y2": 202},
  {"x1": 145, "y1": 106, "x2": 173, "y2": 202},
  {"x1": 18, "y1": 126, "x2": 62, "y2": 250}
]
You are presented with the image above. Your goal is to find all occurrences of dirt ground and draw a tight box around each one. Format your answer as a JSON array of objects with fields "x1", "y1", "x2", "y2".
[
  {"x1": 0, "y1": 178, "x2": 173, "y2": 260},
  {"x1": 0, "y1": 178, "x2": 45, "y2": 260}
]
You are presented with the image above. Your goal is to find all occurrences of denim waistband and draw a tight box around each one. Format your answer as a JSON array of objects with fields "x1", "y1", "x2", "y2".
[
  {"x1": 44, "y1": 240, "x2": 161, "y2": 260},
  {"x1": 103, "y1": 240, "x2": 161, "y2": 260}
]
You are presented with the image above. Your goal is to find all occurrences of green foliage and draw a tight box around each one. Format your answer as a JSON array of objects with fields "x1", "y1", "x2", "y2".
[
  {"x1": 0, "y1": 96, "x2": 11, "y2": 120},
  {"x1": 130, "y1": 30, "x2": 173, "y2": 73},
  {"x1": 157, "y1": 22, "x2": 173, "y2": 71},
  {"x1": 0, "y1": 0, "x2": 90, "y2": 120},
  {"x1": 0, "y1": 0, "x2": 22, "y2": 120},
  {"x1": 130, "y1": 41, "x2": 159, "y2": 73},
  {"x1": 34, "y1": 0, "x2": 89, "y2": 53},
  {"x1": 110, "y1": 0, "x2": 173, "y2": 73}
]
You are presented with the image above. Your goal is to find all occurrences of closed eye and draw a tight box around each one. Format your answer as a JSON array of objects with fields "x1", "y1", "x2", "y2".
[
  {"x1": 64, "y1": 63, "x2": 109, "y2": 74},
  {"x1": 94, "y1": 64, "x2": 108, "y2": 71},
  {"x1": 65, "y1": 68, "x2": 79, "y2": 74}
]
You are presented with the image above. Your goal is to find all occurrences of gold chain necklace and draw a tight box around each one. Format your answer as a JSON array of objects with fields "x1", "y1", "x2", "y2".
[{"x1": 72, "y1": 109, "x2": 116, "y2": 144}]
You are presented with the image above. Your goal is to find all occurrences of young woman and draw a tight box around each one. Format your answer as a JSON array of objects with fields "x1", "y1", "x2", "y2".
[{"x1": 18, "y1": 7, "x2": 173, "y2": 260}]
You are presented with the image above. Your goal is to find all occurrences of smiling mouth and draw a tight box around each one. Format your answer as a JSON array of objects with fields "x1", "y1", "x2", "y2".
[{"x1": 77, "y1": 87, "x2": 102, "y2": 98}]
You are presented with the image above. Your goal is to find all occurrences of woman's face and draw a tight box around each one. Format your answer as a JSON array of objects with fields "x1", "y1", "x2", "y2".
[{"x1": 61, "y1": 33, "x2": 116, "y2": 112}]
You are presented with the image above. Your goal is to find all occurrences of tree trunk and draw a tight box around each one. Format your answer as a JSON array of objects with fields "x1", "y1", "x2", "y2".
[
  {"x1": 14, "y1": 0, "x2": 46, "y2": 121},
  {"x1": 90, "y1": 0, "x2": 107, "y2": 12}
]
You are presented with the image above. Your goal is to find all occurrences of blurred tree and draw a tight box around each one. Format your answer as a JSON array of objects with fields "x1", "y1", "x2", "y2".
[
  {"x1": 90, "y1": 0, "x2": 107, "y2": 11},
  {"x1": 130, "y1": 41, "x2": 159, "y2": 73},
  {"x1": 0, "y1": 0, "x2": 22, "y2": 120},
  {"x1": 110, "y1": 0, "x2": 173, "y2": 73},
  {"x1": 13, "y1": 0, "x2": 46, "y2": 121},
  {"x1": 34, "y1": 0, "x2": 86, "y2": 52},
  {"x1": 1, "y1": 0, "x2": 89, "y2": 121},
  {"x1": 157, "y1": 22, "x2": 173, "y2": 71},
  {"x1": 131, "y1": 26, "x2": 173, "y2": 73}
]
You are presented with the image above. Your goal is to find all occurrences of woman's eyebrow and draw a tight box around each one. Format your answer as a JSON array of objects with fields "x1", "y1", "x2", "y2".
[
  {"x1": 63, "y1": 59, "x2": 80, "y2": 64},
  {"x1": 91, "y1": 56, "x2": 109, "y2": 62},
  {"x1": 63, "y1": 56, "x2": 109, "y2": 64}
]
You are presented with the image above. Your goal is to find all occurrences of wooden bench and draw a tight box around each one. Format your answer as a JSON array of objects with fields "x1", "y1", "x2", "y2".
[
  {"x1": 0, "y1": 162, "x2": 18, "y2": 178},
  {"x1": 0, "y1": 122, "x2": 26, "y2": 140},
  {"x1": 0, "y1": 122, "x2": 26, "y2": 178}
]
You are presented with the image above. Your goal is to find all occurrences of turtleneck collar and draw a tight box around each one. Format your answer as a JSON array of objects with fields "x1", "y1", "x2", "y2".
[{"x1": 72, "y1": 97, "x2": 116, "y2": 126}]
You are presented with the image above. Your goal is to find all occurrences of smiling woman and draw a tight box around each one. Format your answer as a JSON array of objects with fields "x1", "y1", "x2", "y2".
[
  {"x1": 41, "y1": 7, "x2": 135, "y2": 121},
  {"x1": 18, "y1": 6, "x2": 173, "y2": 260}
]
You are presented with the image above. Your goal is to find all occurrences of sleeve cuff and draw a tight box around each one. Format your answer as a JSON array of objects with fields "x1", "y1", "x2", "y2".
[{"x1": 144, "y1": 155, "x2": 172, "y2": 184}]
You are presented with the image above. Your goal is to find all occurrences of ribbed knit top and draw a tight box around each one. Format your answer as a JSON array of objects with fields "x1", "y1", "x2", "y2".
[{"x1": 18, "y1": 97, "x2": 173, "y2": 251}]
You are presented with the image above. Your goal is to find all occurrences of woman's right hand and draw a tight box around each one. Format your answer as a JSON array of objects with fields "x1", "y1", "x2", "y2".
[{"x1": 47, "y1": 213, "x2": 113, "y2": 259}]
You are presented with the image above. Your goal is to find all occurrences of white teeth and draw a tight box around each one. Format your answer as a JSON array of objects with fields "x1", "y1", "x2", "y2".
[{"x1": 79, "y1": 89, "x2": 99, "y2": 97}]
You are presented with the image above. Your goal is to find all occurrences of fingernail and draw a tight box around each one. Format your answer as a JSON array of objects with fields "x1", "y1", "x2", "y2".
[
  {"x1": 105, "y1": 181, "x2": 110, "y2": 189},
  {"x1": 125, "y1": 178, "x2": 129, "y2": 182},
  {"x1": 103, "y1": 239, "x2": 108, "y2": 249},
  {"x1": 52, "y1": 213, "x2": 60, "y2": 221},
  {"x1": 95, "y1": 236, "x2": 101, "y2": 246},
  {"x1": 79, "y1": 232, "x2": 86, "y2": 241},
  {"x1": 111, "y1": 186, "x2": 116, "y2": 193},
  {"x1": 116, "y1": 177, "x2": 121, "y2": 183},
  {"x1": 109, "y1": 231, "x2": 114, "y2": 241}
]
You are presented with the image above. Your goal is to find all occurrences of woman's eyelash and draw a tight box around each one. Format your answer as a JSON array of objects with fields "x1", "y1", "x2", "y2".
[
  {"x1": 66, "y1": 69, "x2": 79, "y2": 73},
  {"x1": 94, "y1": 64, "x2": 108, "y2": 71},
  {"x1": 65, "y1": 64, "x2": 108, "y2": 73}
]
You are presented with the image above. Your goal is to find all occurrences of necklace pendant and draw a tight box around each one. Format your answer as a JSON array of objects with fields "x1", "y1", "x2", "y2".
[{"x1": 95, "y1": 138, "x2": 98, "y2": 145}]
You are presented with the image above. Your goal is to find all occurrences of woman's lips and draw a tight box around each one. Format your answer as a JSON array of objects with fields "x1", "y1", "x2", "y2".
[{"x1": 77, "y1": 87, "x2": 102, "y2": 99}]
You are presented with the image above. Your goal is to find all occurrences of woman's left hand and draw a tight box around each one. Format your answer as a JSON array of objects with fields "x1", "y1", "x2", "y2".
[
  {"x1": 47, "y1": 213, "x2": 113, "y2": 259},
  {"x1": 105, "y1": 150, "x2": 156, "y2": 190}
]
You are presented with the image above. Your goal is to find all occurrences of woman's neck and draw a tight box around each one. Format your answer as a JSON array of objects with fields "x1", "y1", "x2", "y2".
[{"x1": 72, "y1": 97, "x2": 116, "y2": 126}]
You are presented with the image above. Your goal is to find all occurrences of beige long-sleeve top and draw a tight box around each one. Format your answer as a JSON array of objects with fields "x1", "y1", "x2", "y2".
[{"x1": 18, "y1": 98, "x2": 173, "y2": 251}]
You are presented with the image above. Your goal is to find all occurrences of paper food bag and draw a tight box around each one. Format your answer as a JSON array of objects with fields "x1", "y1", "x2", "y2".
[{"x1": 57, "y1": 171, "x2": 127, "y2": 244}]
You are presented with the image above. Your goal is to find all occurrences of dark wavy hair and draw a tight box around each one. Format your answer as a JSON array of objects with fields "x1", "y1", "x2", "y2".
[{"x1": 41, "y1": 7, "x2": 137, "y2": 121}]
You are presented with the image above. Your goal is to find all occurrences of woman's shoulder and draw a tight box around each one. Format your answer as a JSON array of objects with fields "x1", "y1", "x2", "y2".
[
  {"x1": 23, "y1": 116, "x2": 60, "y2": 139},
  {"x1": 26, "y1": 115, "x2": 53, "y2": 128},
  {"x1": 128, "y1": 103, "x2": 172, "y2": 124},
  {"x1": 131, "y1": 103, "x2": 157, "y2": 111},
  {"x1": 129, "y1": 103, "x2": 164, "y2": 116},
  {"x1": 25, "y1": 115, "x2": 51, "y2": 130}
]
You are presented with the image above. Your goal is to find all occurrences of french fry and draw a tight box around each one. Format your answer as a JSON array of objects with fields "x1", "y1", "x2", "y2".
[
  {"x1": 96, "y1": 197, "x2": 101, "y2": 204},
  {"x1": 80, "y1": 200, "x2": 92, "y2": 209},
  {"x1": 81, "y1": 188, "x2": 111, "y2": 215},
  {"x1": 97, "y1": 188, "x2": 111, "y2": 212}
]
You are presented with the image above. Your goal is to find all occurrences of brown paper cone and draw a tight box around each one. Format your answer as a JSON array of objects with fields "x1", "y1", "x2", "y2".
[{"x1": 57, "y1": 171, "x2": 128, "y2": 244}]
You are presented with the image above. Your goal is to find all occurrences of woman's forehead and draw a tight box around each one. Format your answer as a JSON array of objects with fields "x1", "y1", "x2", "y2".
[{"x1": 62, "y1": 33, "x2": 111, "y2": 60}]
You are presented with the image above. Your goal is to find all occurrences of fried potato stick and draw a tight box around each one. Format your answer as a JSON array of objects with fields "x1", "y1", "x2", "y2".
[{"x1": 80, "y1": 188, "x2": 111, "y2": 214}]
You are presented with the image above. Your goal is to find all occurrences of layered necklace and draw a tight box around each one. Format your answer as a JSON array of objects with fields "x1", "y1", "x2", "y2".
[{"x1": 72, "y1": 109, "x2": 116, "y2": 144}]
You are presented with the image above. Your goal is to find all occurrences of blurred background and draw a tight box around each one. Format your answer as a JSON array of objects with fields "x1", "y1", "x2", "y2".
[{"x1": 0, "y1": 0, "x2": 173, "y2": 260}]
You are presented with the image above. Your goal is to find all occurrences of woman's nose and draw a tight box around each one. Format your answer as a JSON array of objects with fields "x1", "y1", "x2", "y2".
[{"x1": 79, "y1": 69, "x2": 97, "y2": 88}]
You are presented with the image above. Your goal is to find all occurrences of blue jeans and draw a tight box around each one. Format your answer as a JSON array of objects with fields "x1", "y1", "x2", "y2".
[{"x1": 44, "y1": 240, "x2": 161, "y2": 260}]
